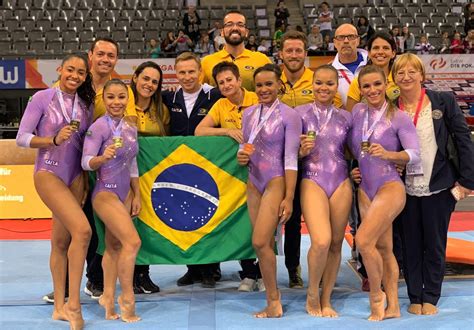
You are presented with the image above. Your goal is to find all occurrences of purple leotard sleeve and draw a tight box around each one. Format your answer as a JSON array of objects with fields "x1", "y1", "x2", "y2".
[
  {"x1": 16, "y1": 88, "x2": 92, "y2": 186},
  {"x1": 242, "y1": 102, "x2": 301, "y2": 193},
  {"x1": 83, "y1": 116, "x2": 139, "y2": 202},
  {"x1": 350, "y1": 103, "x2": 420, "y2": 200}
]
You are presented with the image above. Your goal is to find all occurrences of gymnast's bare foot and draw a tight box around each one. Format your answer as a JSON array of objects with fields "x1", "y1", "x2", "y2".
[
  {"x1": 321, "y1": 303, "x2": 339, "y2": 318},
  {"x1": 254, "y1": 290, "x2": 283, "y2": 318},
  {"x1": 408, "y1": 303, "x2": 422, "y2": 315},
  {"x1": 384, "y1": 304, "x2": 401, "y2": 319},
  {"x1": 306, "y1": 291, "x2": 322, "y2": 317},
  {"x1": 118, "y1": 295, "x2": 141, "y2": 322},
  {"x1": 52, "y1": 306, "x2": 68, "y2": 321},
  {"x1": 422, "y1": 303, "x2": 438, "y2": 315},
  {"x1": 99, "y1": 295, "x2": 120, "y2": 320},
  {"x1": 368, "y1": 291, "x2": 386, "y2": 321},
  {"x1": 63, "y1": 302, "x2": 84, "y2": 330}
]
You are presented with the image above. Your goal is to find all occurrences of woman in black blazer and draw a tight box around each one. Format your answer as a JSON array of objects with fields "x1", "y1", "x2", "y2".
[{"x1": 392, "y1": 53, "x2": 474, "y2": 316}]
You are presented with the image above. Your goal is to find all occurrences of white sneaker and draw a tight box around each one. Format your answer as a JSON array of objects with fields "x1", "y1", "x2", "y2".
[
  {"x1": 256, "y1": 278, "x2": 266, "y2": 292},
  {"x1": 238, "y1": 278, "x2": 256, "y2": 292}
]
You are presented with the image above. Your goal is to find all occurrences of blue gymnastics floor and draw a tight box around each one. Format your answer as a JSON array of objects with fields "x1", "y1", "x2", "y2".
[{"x1": 1, "y1": 236, "x2": 473, "y2": 329}]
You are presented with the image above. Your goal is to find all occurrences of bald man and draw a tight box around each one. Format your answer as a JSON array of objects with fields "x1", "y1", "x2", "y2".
[{"x1": 330, "y1": 24, "x2": 368, "y2": 108}]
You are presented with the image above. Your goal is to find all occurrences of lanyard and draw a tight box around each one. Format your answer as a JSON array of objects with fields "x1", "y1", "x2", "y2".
[
  {"x1": 339, "y1": 69, "x2": 351, "y2": 85},
  {"x1": 399, "y1": 88, "x2": 425, "y2": 127},
  {"x1": 56, "y1": 87, "x2": 79, "y2": 123},
  {"x1": 106, "y1": 115, "x2": 124, "y2": 138},
  {"x1": 248, "y1": 99, "x2": 279, "y2": 144},
  {"x1": 312, "y1": 102, "x2": 334, "y2": 136},
  {"x1": 363, "y1": 101, "x2": 388, "y2": 142}
]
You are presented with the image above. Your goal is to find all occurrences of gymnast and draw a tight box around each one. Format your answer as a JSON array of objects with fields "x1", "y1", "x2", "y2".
[
  {"x1": 350, "y1": 65, "x2": 420, "y2": 321},
  {"x1": 296, "y1": 65, "x2": 352, "y2": 318},
  {"x1": 238, "y1": 63, "x2": 302, "y2": 318},
  {"x1": 16, "y1": 54, "x2": 95, "y2": 330},
  {"x1": 82, "y1": 79, "x2": 141, "y2": 323}
]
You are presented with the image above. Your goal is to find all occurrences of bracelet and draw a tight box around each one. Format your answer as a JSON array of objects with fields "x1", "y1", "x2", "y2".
[{"x1": 52, "y1": 134, "x2": 59, "y2": 146}]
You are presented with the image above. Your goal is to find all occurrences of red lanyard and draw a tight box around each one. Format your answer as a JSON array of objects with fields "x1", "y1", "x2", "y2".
[
  {"x1": 399, "y1": 88, "x2": 425, "y2": 127},
  {"x1": 339, "y1": 69, "x2": 351, "y2": 85}
]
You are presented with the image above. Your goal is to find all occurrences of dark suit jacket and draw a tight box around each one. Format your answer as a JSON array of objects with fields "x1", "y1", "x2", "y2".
[{"x1": 397, "y1": 89, "x2": 474, "y2": 191}]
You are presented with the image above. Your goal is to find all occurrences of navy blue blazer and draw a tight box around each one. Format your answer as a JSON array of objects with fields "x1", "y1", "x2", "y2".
[
  {"x1": 163, "y1": 86, "x2": 221, "y2": 136},
  {"x1": 397, "y1": 89, "x2": 474, "y2": 192}
]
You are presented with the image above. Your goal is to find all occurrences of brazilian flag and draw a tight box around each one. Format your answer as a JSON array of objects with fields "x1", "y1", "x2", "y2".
[{"x1": 134, "y1": 136, "x2": 255, "y2": 264}]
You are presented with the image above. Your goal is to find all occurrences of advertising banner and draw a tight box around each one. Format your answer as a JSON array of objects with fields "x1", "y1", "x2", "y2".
[{"x1": 0, "y1": 60, "x2": 26, "y2": 89}]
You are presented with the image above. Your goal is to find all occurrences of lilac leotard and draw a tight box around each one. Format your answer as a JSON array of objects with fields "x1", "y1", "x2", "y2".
[
  {"x1": 296, "y1": 102, "x2": 352, "y2": 197},
  {"x1": 16, "y1": 88, "x2": 92, "y2": 186},
  {"x1": 350, "y1": 103, "x2": 420, "y2": 200},
  {"x1": 82, "y1": 115, "x2": 139, "y2": 202},
  {"x1": 242, "y1": 100, "x2": 302, "y2": 193}
]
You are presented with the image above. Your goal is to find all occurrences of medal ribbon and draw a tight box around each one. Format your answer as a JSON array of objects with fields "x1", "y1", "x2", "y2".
[
  {"x1": 399, "y1": 88, "x2": 425, "y2": 127},
  {"x1": 362, "y1": 101, "x2": 388, "y2": 142},
  {"x1": 312, "y1": 102, "x2": 334, "y2": 136},
  {"x1": 248, "y1": 99, "x2": 279, "y2": 144},
  {"x1": 56, "y1": 87, "x2": 79, "y2": 123},
  {"x1": 106, "y1": 115, "x2": 124, "y2": 139}
]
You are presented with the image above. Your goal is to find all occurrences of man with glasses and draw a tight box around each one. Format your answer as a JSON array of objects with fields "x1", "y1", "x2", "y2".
[
  {"x1": 201, "y1": 11, "x2": 272, "y2": 92},
  {"x1": 331, "y1": 24, "x2": 368, "y2": 109}
]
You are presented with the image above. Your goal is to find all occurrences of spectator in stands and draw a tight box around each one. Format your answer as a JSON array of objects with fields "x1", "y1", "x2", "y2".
[
  {"x1": 307, "y1": 24, "x2": 323, "y2": 53},
  {"x1": 357, "y1": 16, "x2": 375, "y2": 50},
  {"x1": 82, "y1": 79, "x2": 141, "y2": 323},
  {"x1": 321, "y1": 34, "x2": 334, "y2": 51},
  {"x1": 464, "y1": 3, "x2": 474, "y2": 34},
  {"x1": 450, "y1": 32, "x2": 464, "y2": 54},
  {"x1": 393, "y1": 53, "x2": 474, "y2": 316},
  {"x1": 315, "y1": 2, "x2": 333, "y2": 40},
  {"x1": 296, "y1": 65, "x2": 352, "y2": 318},
  {"x1": 350, "y1": 65, "x2": 420, "y2": 321},
  {"x1": 415, "y1": 34, "x2": 435, "y2": 55},
  {"x1": 17, "y1": 53, "x2": 95, "y2": 330},
  {"x1": 183, "y1": 5, "x2": 201, "y2": 44},
  {"x1": 238, "y1": 63, "x2": 302, "y2": 318},
  {"x1": 201, "y1": 10, "x2": 272, "y2": 92},
  {"x1": 390, "y1": 26, "x2": 402, "y2": 53},
  {"x1": 245, "y1": 34, "x2": 259, "y2": 52},
  {"x1": 162, "y1": 52, "x2": 222, "y2": 288},
  {"x1": 440, "y1": 31, "x2": 451, "y2": 54},
  {"x1": 161, "y1": 31, "x2": 177, "y2": 55},
  {"x1": 208, "y1": 20, "x2": 222, "y2": 41},
  {"x1": 195, "y1": 32, "x2": 215, "y2": 57},
  {"x1": 346, "y1": 32, "x2": 398, "y2": 112},
  {"x1": 274, "y1": 24, "x2": 286, "y2": 49},
  {"x1": 465, "y1": 11, "x2": 474, "y2": 35},
  {"x1": 278, "y1": 31, "x2": 315, "y2": 289},
  {"x1": 274, "y1": 0, "x2": 290, "y2": 30},
  {"x1": 257, "y1": 38, "x2": 271, "y2": 55},
  {"x1": 464, "y1": 28, "x2": 474, "y2": 53},
  {"x1": 330, "y1": 23, "x2": 368, "y2": 108},
  {"x1": 401, "y1": 26, "x2": 415, "y2": 51},
  {"x1": 175, "y1": 30, "x2": 194, "y2": 55},
  {"x1": 146, "y1": 38, "x2": 161, "y2": 59}
]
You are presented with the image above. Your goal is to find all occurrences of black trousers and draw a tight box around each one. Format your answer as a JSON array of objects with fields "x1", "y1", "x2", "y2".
[
  {"x1": 239, "y1": 259, "x2": 261, "y2": 279},
  {"x1": 187, "y1": 263, "x2": 221, "y2": 279},
  {"x1": 284, "y1": 172, "x2": 302, "y2": 272},
  {"x1": 398, "y1": 189, "x2": 456, "y2": 305}
]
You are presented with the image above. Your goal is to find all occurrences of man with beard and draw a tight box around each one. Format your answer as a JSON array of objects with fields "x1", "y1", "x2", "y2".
[
  {"x1": 330, "y1": 23, "x2": 368, "y2": 109},
  {"x1": 278, "y1": 31, "x2": 314, "y2": 288},
  {"x1": 201, "y1": 11, "x2": 271, "y2": 92}
]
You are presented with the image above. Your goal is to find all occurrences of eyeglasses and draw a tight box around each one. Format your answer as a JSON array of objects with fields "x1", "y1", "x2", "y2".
[
  {"x1": 395, "y1": 70, "x2": 420, "y2": 78},
  {"x1": 334, "y1": 34, "x2": 359, "y2": 41},
  {"x1": 223, "y1": 22, "x2": 246, "y2": 29}
]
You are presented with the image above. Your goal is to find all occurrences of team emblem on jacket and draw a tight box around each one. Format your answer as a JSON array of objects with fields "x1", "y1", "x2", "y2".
[
  {"x1": 301, "y1": 89, "x2": 313, "y2": 95},
  {"x1": 244, "y1": 65, "x2": 255, "y2": 71},
  {"x1": 198, "y1": 108, "x2": 208, "y2": 115},
  {"x1": 432, "y1": 109, "x2": 443, "y2": 120}
]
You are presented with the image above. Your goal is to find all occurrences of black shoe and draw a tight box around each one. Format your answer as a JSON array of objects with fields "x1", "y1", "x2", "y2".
[
  {"x1": 135, "y1": 272, "x2": 160, "y2": 294},
  {"x1": 177, "y1": 271, "x2": 201, "y2": 286},
  {"x1": 42, "y1": 290, "x2": 69, "y2": 303},
  {"x1": 201, "y1": 275, "x2": 216, "y2": 288},
  {"x1": 84, "y1": 281, "x2": 103, "y2": 299},
  {"x1": 288, "y1": 265, "x2": 304, "y2": 289}
]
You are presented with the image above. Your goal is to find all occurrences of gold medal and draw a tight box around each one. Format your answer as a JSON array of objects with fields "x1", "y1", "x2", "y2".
[
  {"x1": 113, "y1": 136, "x2": 123, "y2": 148},
  {"x1": 307, "y1": 130, "x2": 316, "y2": 140},
  {"x1": 70, "y1": 119, "x2": 80, "y2": 131},
  {"x1": 243, "y1": 143, "x2": 255, "y2": 155},
  {"x1": 361, "y1": 141, "x2": 370, "y2": 152}
]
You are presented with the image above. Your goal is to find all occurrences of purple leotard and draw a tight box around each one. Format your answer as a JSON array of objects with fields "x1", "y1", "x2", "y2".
[
  {"x1": 242, "y1": 100, "x2": 302, "y2": 193},
  {"x1": 350, "y1": 103, "x2": 420, "y2": 200},
  {"x1": 82, "y1": 115, "x2": 139, "y2": 202},
  {"x1": 16, "y1": 88, "x2": 92, "y2": 186},
  {"x1": 296, "y1": 102, "x2": 352, "y2": 197}
]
